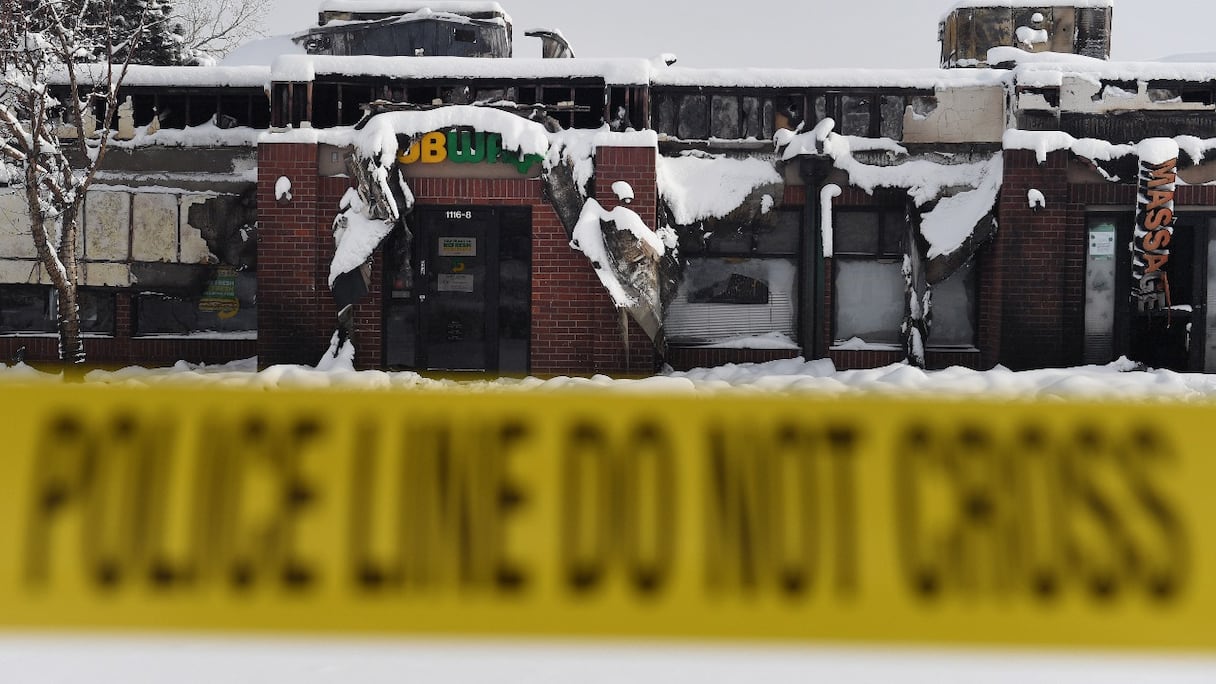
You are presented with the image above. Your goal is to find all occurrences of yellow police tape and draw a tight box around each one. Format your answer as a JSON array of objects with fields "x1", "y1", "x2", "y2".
[{"x1": 1, "y1": 382, "x2": 1213, "y2": 651}]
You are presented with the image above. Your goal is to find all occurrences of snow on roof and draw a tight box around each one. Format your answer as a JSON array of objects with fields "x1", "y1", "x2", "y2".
[
  {"x1": 317, "y1": 0, "x2": 511, "y2": 21},
  {"x1": 1003, "y1": 129, "x2": 1216, "y2": 165},
  {"x1": 265, "y1": 54, "x2": 1015, "y2": 90},
  {"x1": 993, "y1": 47, "x2": 1216, "y2": 84},
  {"x1": 650, "y1": 66, "x2": 1011, "y2": 90},
  {"x1": 271, "y1": 54, "x2": 653, "y2": 84},
  {"x1": 52, "y1": 64, "x2": 270, "y2": 88}
]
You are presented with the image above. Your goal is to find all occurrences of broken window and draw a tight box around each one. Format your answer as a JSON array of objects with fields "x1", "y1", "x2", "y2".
[
  {"x1": 572, "y1": 86, "x2": 604, "y2": 129},
  {"x1": 1181, "y1": 88, "x2": 1215, "y2": 106},
  {"x1": 813, "y1": 94, "x2": 827, "y2": 126},
  {"x1": 668, "y1": 209, "x2": 801, "y2": 347},
  {"x1": 0, "y1": 286, "x2": 114, "y2": 335},
  {"x1": 134, "y1": 270, "x2": 257, "y2": 337},
  {"x1": 880, "y1": 95, "x2": 906, "y2": 139},
  {"x1": 653, "y1": 89, "x2": 776, "y2": 140},
  {"x1": 911, "y1": 95, "x2": 939, "y2": 119},
  {"x1": 1147, "y1": 87, "x2": 1182, "y2": 104},
  {"x1": 817, "y1": 89, "x2": 925, "y2": 140},
  {"x1": 677, "y1": 94, "x2": 709, "y2": 140},
  {"x1": 656, "y1": 93, "x2": 678, "y2": 136},
  {"x1": 833, "y1": 259, "x2": 905, "y2": 346},
  {"x1": 741, "y1": 96, "x2": 762, "y2": 139},
  {"x1": 775, "y1": 94, "x2": 804, "y2": 131},
  {"x1": 442, "y1": 85, "x2": 475, "y2": 105},
  {"x1": 833, "y1": 209, "x2": 905, "y2": 346},
  {"x1": 710, "y1": 95, "x2": 740, "y2": 139},
  {"x1": 841, "y1": 95, "x2": 872, "y2": 137},
  {"x1": 608, "y1": 86, "x2": 646, "y2": 132},
  {"x1": 930, "y1": 258, "x2": 977, "y2": 348},
  {"x1": 311, "y1": 83, "x2": 342, "y2": 128},
  {"x1": 666, "y1": 257, "x2": 798, "y2": 346}
]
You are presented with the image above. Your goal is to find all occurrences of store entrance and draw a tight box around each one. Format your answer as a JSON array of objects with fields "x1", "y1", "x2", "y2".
[
  {"x1": 384, "y1": 206, "x2": 531, "y2": 373},
  {"x1": 1127, "y1": 215, "x2": 1209, "y2": 372}
]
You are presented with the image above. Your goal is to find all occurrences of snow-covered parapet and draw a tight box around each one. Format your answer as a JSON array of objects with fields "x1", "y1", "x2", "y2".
[{"x1": 1003, "y1": 129, "x2": 1216, "y2": 168}]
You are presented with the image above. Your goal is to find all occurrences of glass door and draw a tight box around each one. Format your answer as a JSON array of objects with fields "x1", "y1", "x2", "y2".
[
  {"x1": 419, "y1": 208, "x2": 498, "y2": 372},
  {"x1": 1129, "y1": 215, "x2": 1206, "y2": 371},
  {"x1": 383, "y1": 206, "x2": 531, "y2": 373}
]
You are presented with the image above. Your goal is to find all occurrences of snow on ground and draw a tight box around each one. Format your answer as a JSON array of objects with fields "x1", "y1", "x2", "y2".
[
  {"x1": 1, "y1": 636, "x2": 1213, "y2": 684},
  {"x1": 4, "y1": 354, "x2": 1216, "y2": 401}
]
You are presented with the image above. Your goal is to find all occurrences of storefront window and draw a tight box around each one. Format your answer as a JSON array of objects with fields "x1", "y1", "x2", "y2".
[
  {"x1": 929, "y1": 258, "x2": 977, "y2": 348},
  {"x1": 668, "y1": 210, "x2": 800, "y2": 347},
  {"x1": 134, "y1": 269, "x2": 256, "y2": 337},
  {"x1": 833, "y1": 209, "x2": 905, "y2": 346},
  {"x1": 832, "y1": 211, "x2": 977, "y2": 348},
  {"x1": 834, "y1": 260, "x2": 905, "y2": 345},
  {"x1": 0, "y1": 285, "x2": 114, "y2": 335},
  {"x1": 666, "y1": 258, "x2": 798, "y2": 346}
]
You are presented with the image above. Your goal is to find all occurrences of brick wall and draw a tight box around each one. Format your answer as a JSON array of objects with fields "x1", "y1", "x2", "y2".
[
  {"x1": 997, "y1": 149, "x2": 1086, "y2": 370},
  {"x1": 393, "y1": 144, "x2": 660, "y2": 376},
  {"x1": 584, "y1": 145, "x2": 659, "y2": 375},
  {"x1": 257, "y1": 142, "x2": 332, "y2": 367}
]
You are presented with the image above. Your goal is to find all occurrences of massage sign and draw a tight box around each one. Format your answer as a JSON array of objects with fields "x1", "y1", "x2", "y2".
[
  {"x1": 1132, "y1": 146, "x2": 1179, "y2": 314},
  {"x1": 397, "y1": 130, "x2": 545, "y2": 174}
]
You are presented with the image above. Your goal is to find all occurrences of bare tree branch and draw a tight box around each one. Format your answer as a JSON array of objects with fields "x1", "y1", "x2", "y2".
[
  {"x1": 0, "y1": 0, "x2": 160, "y2": 364},
  {"x1": 176, "y1": 0, "x2": 268, "y2": 60}
]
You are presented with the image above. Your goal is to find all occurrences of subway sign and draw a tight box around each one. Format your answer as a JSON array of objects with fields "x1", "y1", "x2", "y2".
[{"x1": 397, "y1": 130, "x2": 546, "y2": 174}]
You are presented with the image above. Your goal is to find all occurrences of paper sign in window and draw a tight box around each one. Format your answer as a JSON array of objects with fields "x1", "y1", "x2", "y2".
[
  {"x1": 438, "y1": 274, "x2": 476, "y2": 293},
  {"x1": 439, "y1": 238, "x2": 477, "y2": 257}
]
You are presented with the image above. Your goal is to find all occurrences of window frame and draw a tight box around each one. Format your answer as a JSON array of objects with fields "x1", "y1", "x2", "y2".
[
  {"x1": 667, "y1": 208, "x2": 804, "y2": 347},
  {"x1": 831, "y1": 208, "x2": 908, "y2": 347}
]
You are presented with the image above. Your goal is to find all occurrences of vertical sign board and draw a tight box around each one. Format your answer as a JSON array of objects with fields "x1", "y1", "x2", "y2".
[
  {"x1": 1132, "y1": 149, "x2": 1178, "y2": 313},
  {"x1": 1, "y1": 384, "x2": 1215, "y2": 651}
]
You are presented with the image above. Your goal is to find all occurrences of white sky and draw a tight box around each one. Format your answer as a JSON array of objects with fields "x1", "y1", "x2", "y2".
[{"x1": 262, "y1": 0, "x2": 1216, "y2": 68}]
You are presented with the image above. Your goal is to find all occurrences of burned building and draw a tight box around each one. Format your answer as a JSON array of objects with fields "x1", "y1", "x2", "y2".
[
  {"x1": 5, "y1": 0, "x2": 1216, "y2": 375},
  {"x1": 940, "y1": 1, "x2": 1112, "y2": 67},
  {"x1": 299, "y1": 0, "x2": 513, "y2": 58}
]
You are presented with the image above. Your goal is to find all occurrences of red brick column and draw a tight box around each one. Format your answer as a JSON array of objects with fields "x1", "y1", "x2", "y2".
[
  {"x1": 256, "y1": 142, "x2": 331, "y2": 368},
  {"x1": 585, "y1": 144, "x2": 659, "y2": 375},
  {"x1": 996, "y1": 149, "x2": 1086, "y2": 370}
]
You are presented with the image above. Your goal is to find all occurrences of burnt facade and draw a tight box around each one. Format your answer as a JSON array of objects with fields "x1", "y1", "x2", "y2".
[{"x1": 6, "y1": 0, "x2": 1216, "y2": 374}]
